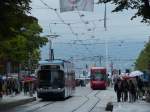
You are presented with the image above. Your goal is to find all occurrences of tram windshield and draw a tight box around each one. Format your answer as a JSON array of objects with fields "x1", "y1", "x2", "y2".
[
  {"x1": 37, "y1": 70, "x2": 64, "y2": 88},
  {"x1": 91, "y1": 73, "x2": 107, "y2": 81}
]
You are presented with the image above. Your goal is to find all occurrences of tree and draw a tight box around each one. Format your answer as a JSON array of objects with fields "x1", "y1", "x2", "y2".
[
  {"x1": 0, "y1": 0, "x2": 48, "y2": 73},
  {"x1": 0, "y1": 0, "x2": 37, "y2": 41},
  {"x1": 20, "y1": 20, "x2": 48, "y2": 70},
  {"x1": 135, "y1": 41, "x2": 150, "y2": 70},
  {"x1": 0, "y1": 20, "x2": 48, "y2": 73},
  {"x1": 98, "y1": 0, "x2": 150, "y2": 24}
]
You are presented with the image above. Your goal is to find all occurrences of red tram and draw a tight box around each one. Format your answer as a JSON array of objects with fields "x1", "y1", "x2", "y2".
[{"x1": 90, "y1": 67, "x2": 108, "y2": 90}]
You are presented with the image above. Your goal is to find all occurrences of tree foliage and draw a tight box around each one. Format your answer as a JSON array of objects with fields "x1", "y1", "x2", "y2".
[
  {"x1": 0, "y1": 0, "x2": 37, "y2": 41},
  {"x1": 0, "y1": 0, "x2": 48, "y2": 73},
  {"x1": 98, "y1": 0, "x2": 150, "y2": 23},
  {"x1": 135, "y1": 41, "x2": 150, "y2": 70},
  {"x1": 0, "y1": 20, "x2": 48, "y2": 67}
]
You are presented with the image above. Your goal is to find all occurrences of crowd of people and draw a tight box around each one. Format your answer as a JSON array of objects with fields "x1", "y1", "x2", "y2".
[
  {"x1": 0, "y1": 76, "x2": 36, "y2": 99},
  {"x1": 114, "y1": 76, "x2": 144, "y2": 102},
  {"x1": 0, "y1": 78, "x2": 21, "y2": 98}
]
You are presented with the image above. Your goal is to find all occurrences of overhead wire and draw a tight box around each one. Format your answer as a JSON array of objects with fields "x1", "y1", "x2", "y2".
[
  {"x1": 47, "y1": 19, "x2": 104, "y2": 25},
  {"x1": 39, "y1": 0, "x2": 78, "y2": 35},
  {"x1": 38, "y1": 0, "x2": 142, "y2": 68},
  {"x1": 39, "y1": 0, "x2": 96, "y2": 56},
  {"x1": 73, "y1": 7, "x2": 100, "y2": 55},
  {"x1": 54, "y1": 40, "x2": 146, "y2": 45},
  {"x1": 39, "y1": 0, "x2": 86, "y2": 59}
]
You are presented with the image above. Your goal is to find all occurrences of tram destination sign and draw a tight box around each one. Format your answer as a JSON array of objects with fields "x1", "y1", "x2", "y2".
[{"x1": 41, "y1": 65, "x2": 60, "y2": 70}]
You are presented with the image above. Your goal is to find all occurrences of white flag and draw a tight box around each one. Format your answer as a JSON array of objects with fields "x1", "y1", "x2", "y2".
[{"x1": 60, "y1": 0, "x2": 94, "y2": 12}]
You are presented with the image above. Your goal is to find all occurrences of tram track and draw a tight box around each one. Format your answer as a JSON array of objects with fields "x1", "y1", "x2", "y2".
[
  {"x1": 13, "y1": 89, "x2": 93, "y2": 112},
  {"x1": 28, "y1": 90, "x2": 94, "y2": 112},
  {"x1": 12, "y1": 100, "x2": 56, "y2": 112},
  {"x1": 88, "y1": 91, "x2": 101, "y2": 112},
  {"x1": 15, "y1": 90, "x2": 93, "y2": 112},
  {"x1": 71, "y1": 90, "x2": 101, "y2": 112},
  {"x1": 5, "y1": 87, "x2": 101, "y2": 112},
  {"x1": 71, "y1": 95, "x2": 90, "y2": 112},
  {"x1": 25, "y1": 101, "x2": 55, "y2": 112}
]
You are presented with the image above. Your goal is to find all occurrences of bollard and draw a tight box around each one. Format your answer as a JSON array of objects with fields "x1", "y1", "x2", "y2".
[{"x1": 105, "y1": 102, "x2": 113, "y2": 112}]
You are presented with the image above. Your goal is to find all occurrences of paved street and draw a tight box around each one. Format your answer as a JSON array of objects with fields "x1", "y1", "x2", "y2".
[{"x1": 2, "y1": 85, "x2": 150, "y2": 112}]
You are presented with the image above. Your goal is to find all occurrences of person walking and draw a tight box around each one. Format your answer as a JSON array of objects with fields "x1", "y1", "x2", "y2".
[
  {"x1": 121, "y1": 79, "x2": 129, "y2": 102},
  {"x1": 23, "y1": 81, "x2": 29, "y2": 95},
  {"x1": 136, "y1": 77, "x2": 144, "y2": 99},
  {"x1": 128, "y1": 80, "x2": 136, "y2": 102},
  {"x1": 114, "y1": 78, "x2": 122, "y2": 102},
  {"x1": 0, "y1": 78, "x2": 3, "y2": 99}
]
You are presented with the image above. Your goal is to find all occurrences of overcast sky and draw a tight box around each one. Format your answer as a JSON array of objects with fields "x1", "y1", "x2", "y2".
[
  {"x1": 30, "y1": 0, "x2": 150, "y2": 72},
  {"x1": 31, "y1": 0, "x2": 150, "y2": 40}
]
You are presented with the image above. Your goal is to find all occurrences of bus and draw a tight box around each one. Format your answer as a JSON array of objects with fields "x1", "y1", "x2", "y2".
[
  {"x1": 36, "y1": 59, "x2": 75, "y2": 99},
  {"x1": 90, "y1": 67, "x2": 108, "y2": 90}
]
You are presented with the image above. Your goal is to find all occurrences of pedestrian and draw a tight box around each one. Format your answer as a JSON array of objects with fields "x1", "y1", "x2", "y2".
[
  {"x1": 128, "y1": 80, "x2": 136, "y2": 102},
  {"x1": 121, "y1": 79, "x2": 129, "y2": 102},
  {"x1": 0, "y1": 78, "x2": 3, "y2": 99},
  {"x1": 10, "y1": 78, "x2": 16, "y2": 96},
  {"x1": 14, "y1": 79, "x2": 19, "y2": 95},
  {"x1": 23, "y1": 81, "x2": 29, "y2": 95},
  {"x1": 6, "y1": 78, "x2": 11, "y2": 95},
  {"x1": 2, "y1": 79, "x2": 6, "y2": 95},
  {"x1": 136, "y1": 77, "x2": 144, "y2": 99},
  {"x1": 29, "y1": 81, "x2": 33, "y2": 97},
  {"x1": 114, "y1": 78, "x2": 122, "y2": 102}
]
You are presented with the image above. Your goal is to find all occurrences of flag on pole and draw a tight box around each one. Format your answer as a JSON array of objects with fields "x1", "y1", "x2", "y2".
[{"x1": 60, "y1": 0, "x2": 94, "y2": 12}]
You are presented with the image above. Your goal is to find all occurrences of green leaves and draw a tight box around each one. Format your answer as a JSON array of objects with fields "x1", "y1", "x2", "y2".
[
  {"x1": 0, "y1": 0, "x2": 48, "y2": 73},
  {"x1": 98, "y1": 0, "x2": 150, "y2": 24},
  {"x1": 0, "y1": 20, "x2": 48, "y2": 63},
  {"x1": 22, "y1": 20, "x2": 48, "y2": 52},
  {"x1": 0, "y1": 0, "x2": 35, "y2": 41},
  {"x1": 135, "y1": 42, "x2": 150, "y2": 70}
]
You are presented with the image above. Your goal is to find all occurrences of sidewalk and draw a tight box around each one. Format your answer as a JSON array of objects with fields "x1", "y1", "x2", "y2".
[
  {"x1": 113, "y1": 100, "x2": 150, "y2": 112},
  {"x1": 98, "y1": 87, "x2": 150, "y2": 112},
  {"x1": 0, "y1": 93, "x2": 36, "y2": 110},
  {"x1": 111, "y1": 88, "x2": 150, "y2": 112}
]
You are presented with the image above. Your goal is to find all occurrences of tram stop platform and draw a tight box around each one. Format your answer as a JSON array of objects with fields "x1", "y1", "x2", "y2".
[{"x1": 0, "y1": 93, "x2": 36, "y2": 110}]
